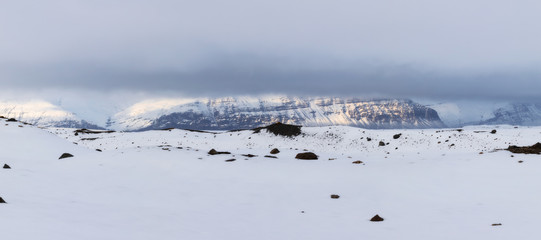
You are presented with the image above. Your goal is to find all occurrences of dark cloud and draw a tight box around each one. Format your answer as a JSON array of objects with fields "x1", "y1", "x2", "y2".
[{"x1": 1, "y1": 0, "x2": 541, "y2": 101}]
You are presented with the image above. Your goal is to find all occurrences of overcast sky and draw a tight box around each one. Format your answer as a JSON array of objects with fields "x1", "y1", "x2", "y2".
[{"x1": 1, "y1": 0, "x2": 541, "y2": 101}]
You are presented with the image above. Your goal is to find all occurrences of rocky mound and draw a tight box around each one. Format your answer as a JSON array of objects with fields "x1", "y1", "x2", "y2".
[
  {"x1": 507, "y1": 143, "x2": 541, "y2": 154},
  {"x1": 253, "y1": 122, "x2": 301, "y2": 137}
]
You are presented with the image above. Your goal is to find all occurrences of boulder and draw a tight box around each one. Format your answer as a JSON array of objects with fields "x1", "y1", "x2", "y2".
[
  {"x1": 295, "y1": 152, "x2": 318, "y2": 160},
  {"x1": 3, "y1": 164, "x2": 10, "y2": 169},
  {"x1": 208, "y1": 149, "x2": 231, "y2": 155},
  {"x1": 270, "y1": 148, "x2": 280, "y2": 154}
]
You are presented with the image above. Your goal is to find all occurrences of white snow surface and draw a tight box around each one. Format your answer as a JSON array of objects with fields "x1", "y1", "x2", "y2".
[{"x1": 2, "y1": 119, "x2": 541, "y2": 239}]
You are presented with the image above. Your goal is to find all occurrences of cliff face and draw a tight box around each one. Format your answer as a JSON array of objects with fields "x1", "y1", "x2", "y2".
[{"x1": 110, "y1": 97, "x2": 446, "y2": 131}]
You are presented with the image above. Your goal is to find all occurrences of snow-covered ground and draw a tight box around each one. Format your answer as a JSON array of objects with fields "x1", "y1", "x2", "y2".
[{"x1": 1, "y1": 119, "x2": 541, "y2": 239}]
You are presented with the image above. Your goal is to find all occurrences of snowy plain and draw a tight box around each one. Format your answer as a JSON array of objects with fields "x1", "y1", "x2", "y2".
[{"x1": 1, "y1": 119, "x2": 541, "y2": 240}]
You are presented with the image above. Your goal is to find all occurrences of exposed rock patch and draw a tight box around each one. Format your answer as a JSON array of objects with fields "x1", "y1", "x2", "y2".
[
  {"x1": 393, "y1": 133, "x2": 402, "y2": 139},
  {"x1": 330, "y1": 194, "x2": 340, "y2": 199},
  {"x1": 0, "y1": 197, "x2": 6, "y2": 203},
  {"x1": 270, "y1": 148, "x2": 280, "y2": 154},
  {"x1": 3, "y1": 164, "x2": 10, "y2": 169},
  {"x1": 74, "y1": 129, "x2": 115, "y2": 134}
]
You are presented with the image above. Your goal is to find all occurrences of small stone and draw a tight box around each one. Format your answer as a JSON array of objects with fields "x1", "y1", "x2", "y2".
[
  {"x1": 225, "y1": 159, "x2": 236, "y2": 162},
  {"x1": 330, "y1": 194, "x2": 340, "y2": 199},
  {"x1": 59, "y1": 153, "x2": 74, "y2": 159},
  {"x1": 370, "y1": 215, "x2": 384, "y2": 222},
  {"x1": 3, "y1": 164, "x2": 10, "y2": 169},
  {"x1": 490, "y1": 130, "x2": 497, "y2": 134},
  {"x1": 270, "y1": 148, "x2": 280, "y2": 154},
  {"x1": 352, "y1": 161, "x2": 363, "y2": 164},
  {"x1": 378, "y1": 141, "x2": 385, "y2": 146},
  {"x1": 518, "y1": 160, "x2": 524, "y2": 163},
  {"x1": 0, "y1": 197, "x2": 6, "y2": 203},
  {"x1": 492, "y1": 223, "x2": 502, "y2": 226}
]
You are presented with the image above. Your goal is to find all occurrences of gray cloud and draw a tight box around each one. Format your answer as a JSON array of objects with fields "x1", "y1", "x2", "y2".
[{"x1": 1, "y1": 0, "x2": 541, "y2": 101}]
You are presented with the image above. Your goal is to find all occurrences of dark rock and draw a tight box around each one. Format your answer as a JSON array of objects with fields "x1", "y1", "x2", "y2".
[
  {"x1": 208, "y1": 149, "x2": 231, "y2": 155},
  {"x1": 366, "y1": 137, "x2": 372, "y2": 141},
  {"x1": 253, "y1": 122, "x2": 302, "y2": 137},
  {"x1": 492, "y1": 223, "x2": 502, "y2": 226},
  {"x1": 3, "y1": 164, "x2": 10, "y2": 169},
  {"x1": 225, "y1": 158, "x2": 236, "y2": 162},
  {"x1": 379, "y1": 141, "x2": 385, "y2": 146},
  {"x1": 59, "y1": 153, "x2": 74, "y2": 159},
  {"x1": 95, "y1": 149, "x2": 102, "y2": 152},
  {"x1": 264, "y1": 155, "x2": 278, "y2": 159},
  {"x1": 370, "y1": 215, "x2": 384, "y2": 222},
  {"x1": 506, "y1": 143, "x2": 541, "y2": 154},
  {"x1": 242, "y1": 154, "x2": 257, "y2": 158},
  {"x1": 270, "y1": 148, "x2": 280, "y2": 154},
  {"x1": 81, "y1": 138, "x2": 98, "y2": 141},
  {"x1": 393, "y1": 133, "x2": 402, "y2": 139},
  {"x1": 490, "y1": 129, "x2": 497, "y2": 134},
  {"x1": 352, "y1": 161, "x2": 363, "y2": 164},
  {"x1": 295, "y1": 152, "x2": 318, "y2": 160},
  {"x1": 0, "y1": 197, "x2": 6, "y2": 203},
  {"x1": 330, "y1": 194, "x2": 340, "y2": 199},
  {"x1": 6, "y1": 118, "x2": 17, "y2": 122}
]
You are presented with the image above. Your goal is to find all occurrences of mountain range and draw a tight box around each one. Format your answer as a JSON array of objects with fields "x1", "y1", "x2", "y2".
[{"x1": 0, "y1": 97, "x2": 540, "y2": 130}]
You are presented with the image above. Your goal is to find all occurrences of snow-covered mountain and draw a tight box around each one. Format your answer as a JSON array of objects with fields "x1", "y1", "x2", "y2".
[
  {"x1": 0, "y1": 100, "x2": 102, "y2": 129},
  {"x1": 5, "y1": 97, "x2": 541, "y2": 131},
  {"x1": 109, "y1": 97, "x2": 446, "y2": 131},
  {"x1": 428, "y1": 102, "x2": 541, "y2": 127},
  {"x1": 478, "y1": 103, "x2": 541, "y2": 126}
]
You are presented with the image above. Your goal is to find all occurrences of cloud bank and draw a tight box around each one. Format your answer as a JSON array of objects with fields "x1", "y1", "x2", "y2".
[{"x1": 1, "y1": 0, "x2": 540, "y2": 101}]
